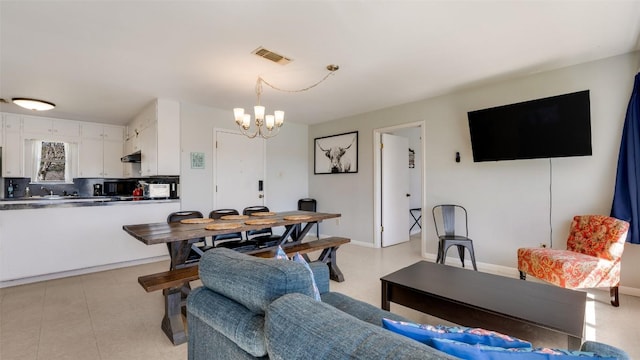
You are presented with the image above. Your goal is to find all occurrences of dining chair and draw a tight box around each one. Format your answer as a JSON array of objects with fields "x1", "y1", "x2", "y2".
[
  {"x1": 167, "y1": 211, "x2": 212, "y2": 268},
  {"x1": 208, "y1": 209, "x2": 252, "y2": 250},
  {"x1": 242, "y1": 205, "x2": 281, "y2": 247},
  {"x1": 432, "y1": 204, "x2": 477, "y2": 271},
  {"x1": 297, "y1": 198, "x2": 319, "y2": 239}
]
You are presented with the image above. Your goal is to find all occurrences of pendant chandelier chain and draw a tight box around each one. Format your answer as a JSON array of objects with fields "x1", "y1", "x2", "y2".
[{"x1": 234, "y1": 64, "x2": 339, "y2": 139}]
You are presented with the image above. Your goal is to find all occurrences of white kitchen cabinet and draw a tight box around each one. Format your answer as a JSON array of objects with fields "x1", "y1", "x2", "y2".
[
  {"x1": 127, "y1": 98, "x2": 180, "y2": 176},
  {"x1": 103, "y1": 138, "x2": 123, "y2": 177},
  {"x1": 139, "y1": 122, "x2": 157, "y2": 176},
  {"x1": 79, "y1": 137, "x2": 103, "y2": 177},
  {"x1": 81, "y1": 122, "x2": 104, "y2": 139},
  {"x1": 79, "y1": 123, "x2": 124, "y2": 178},
  {"x1": 0, "y1": 201, "x2": 179, "y2": 282},
  {"x1": 23, "y1": 116, "x2": 80, "y2": 139},
  {"x1": 2, "y1": 114, "x2": 23, "y2": 177}
]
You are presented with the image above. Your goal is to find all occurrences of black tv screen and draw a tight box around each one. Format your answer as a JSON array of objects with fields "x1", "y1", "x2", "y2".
[{"x1": 467, "y1": 90, "x2": 592, "y2": 162}]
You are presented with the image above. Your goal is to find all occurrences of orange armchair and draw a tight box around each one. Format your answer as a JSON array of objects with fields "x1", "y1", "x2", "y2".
[{"x1": 517, "y1": 215, "x2": 629, "y2": 307}]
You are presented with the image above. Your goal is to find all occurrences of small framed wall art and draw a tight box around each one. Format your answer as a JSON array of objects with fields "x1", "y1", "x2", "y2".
[
  {"x1": 314, "y1": 131, "x2": 358, "y2": 174},
  {"x1": 190, "y1": 152, "x2": 205, "y2": 169}
]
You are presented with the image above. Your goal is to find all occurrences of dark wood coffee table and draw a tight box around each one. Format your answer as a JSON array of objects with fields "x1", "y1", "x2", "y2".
[{"x1": 381, "y1": 261, "x2": 586, "y2": 349}]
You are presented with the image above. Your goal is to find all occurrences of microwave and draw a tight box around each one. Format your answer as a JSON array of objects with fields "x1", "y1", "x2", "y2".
[
  {"x1": 104, "y1": 180, "x2": 137, "y2": 196},
  {"x1": 144, "y1": 183, "x2": 171, "y2": 198}
]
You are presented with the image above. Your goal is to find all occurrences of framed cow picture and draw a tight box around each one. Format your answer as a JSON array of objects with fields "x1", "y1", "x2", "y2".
[{"x1": 314, "y1": 131, "x2": 358, "y2": 174}]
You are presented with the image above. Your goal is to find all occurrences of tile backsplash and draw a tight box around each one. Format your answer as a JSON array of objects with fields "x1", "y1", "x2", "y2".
[{"x1": 2, "y1": 176, "x2": 179, "y2": 198}]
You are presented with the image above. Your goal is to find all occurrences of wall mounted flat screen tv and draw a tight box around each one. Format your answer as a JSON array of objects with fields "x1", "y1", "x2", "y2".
[{"x1": 467, "y1": 90, "x2": 592, "y2": 162}]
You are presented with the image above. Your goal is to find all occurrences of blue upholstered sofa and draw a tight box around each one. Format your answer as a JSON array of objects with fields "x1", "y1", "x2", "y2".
[{"x1": 186, "y1": 248, "x2": 629, "y2": 360}]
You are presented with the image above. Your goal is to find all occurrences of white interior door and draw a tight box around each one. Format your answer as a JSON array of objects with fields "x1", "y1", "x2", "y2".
[
  {"x1": 215, "y1": 130, "x2": 265, "y2": 212},
  {"x1": 381, "y1": 133, "x2": 410, "y2": 247}
]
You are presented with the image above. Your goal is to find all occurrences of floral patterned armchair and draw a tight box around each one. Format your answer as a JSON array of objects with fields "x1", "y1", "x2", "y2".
[{"x1": 517, "y1": 215, "x2": 629, "y2": 307}]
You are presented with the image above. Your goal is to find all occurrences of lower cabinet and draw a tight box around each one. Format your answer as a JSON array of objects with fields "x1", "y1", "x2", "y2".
[{"x1": 0, "y1": 201, "x2": 180, "y2": 282}]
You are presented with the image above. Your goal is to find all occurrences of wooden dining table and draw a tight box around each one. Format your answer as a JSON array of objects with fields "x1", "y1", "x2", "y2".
[
  {"x1": 123, "y1": 210, "x2": 341, "y2": 269},
  {"x1": 122, "y1": 210, "x2": 342, "y2": 345}
]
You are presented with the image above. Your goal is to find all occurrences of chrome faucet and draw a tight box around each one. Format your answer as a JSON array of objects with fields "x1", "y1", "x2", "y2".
[{"x1": 41, "y1": 186, "x2": 54, "y2": 196}]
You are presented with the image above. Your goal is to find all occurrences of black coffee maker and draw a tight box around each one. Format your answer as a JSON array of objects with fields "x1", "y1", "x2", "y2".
[{"x1": 93, "y1": 183, "x2": 103, "y2": 196}]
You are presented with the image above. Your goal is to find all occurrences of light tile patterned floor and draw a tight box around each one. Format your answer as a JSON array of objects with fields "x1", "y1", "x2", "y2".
[{"x1": 1, "y1": 236, "x2": 638, "y2": 359}]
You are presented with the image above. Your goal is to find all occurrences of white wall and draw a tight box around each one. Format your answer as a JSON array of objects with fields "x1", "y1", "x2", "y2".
[
  {"x1": 309, "y1": 51, "x2": 640, "y2": 290},
  {"x1": 179, "y1": 102, "x2": 309, "y2": 216}
]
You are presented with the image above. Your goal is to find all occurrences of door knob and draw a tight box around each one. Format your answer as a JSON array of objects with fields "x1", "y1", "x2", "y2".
[{"x1": 406, "y1": 194, "x2": 411, "y2": 197}]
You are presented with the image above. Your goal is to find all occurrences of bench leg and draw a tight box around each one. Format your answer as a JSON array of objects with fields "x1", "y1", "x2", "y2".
[
  {"x1": 519, "y1": 271, "x2": 526, "y2": 280},
  {"x1": 317, "y1": 247, "x2": 345, "y2": 282},
  {"x1": 161, "y1": 286, "x2": 187, "y2": 345}
]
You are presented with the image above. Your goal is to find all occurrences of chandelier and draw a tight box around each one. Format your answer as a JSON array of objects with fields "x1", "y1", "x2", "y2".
[{"x1": 233, "y1": 64, "x2": 339, "y2": 139}]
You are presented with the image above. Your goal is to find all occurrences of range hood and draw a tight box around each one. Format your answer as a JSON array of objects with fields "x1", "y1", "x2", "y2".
[{"x1": 121, "y1": 151, "x2": 141, "y2": 163}]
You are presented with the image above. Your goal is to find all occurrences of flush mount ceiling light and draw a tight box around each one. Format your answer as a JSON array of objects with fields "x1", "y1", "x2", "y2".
[
  {"x1": 12, "y1": 98, "x2": 56, "y2": 111},
  {"x1": 233, "y1": 64, "x2": 340, "y2": 139}
]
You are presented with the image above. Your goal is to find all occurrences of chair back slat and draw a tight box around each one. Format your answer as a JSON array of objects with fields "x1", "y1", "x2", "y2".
[
  {"x1": 209, "y1": 209, "x2": 243, "y2": 241},
  {"x1": 442, "y1": 205, "x2": 456, "y2": 236},
  {"x1": 433, "y1": 204, "x2": 468, "y2": 237},
  {"x1": 243, "y1": 206, "x2": 274, "y2": 239}
]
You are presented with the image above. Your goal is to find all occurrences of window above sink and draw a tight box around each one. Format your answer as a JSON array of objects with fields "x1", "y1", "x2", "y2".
[{"x1": 24, "y1": 139, "x2": 78, "y2": 184}]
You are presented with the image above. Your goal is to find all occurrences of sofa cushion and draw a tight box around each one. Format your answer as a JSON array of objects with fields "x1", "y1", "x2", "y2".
[
  {"x1": 199, "y1": 248, "x2": 315, "y2": 313},
  {"x1": 187, "y1": 287, "x2": 267, "y2": 357},
  {"x1": 273, "y1": 246, "x2": 321, "y2": 300},
  {"x1": 265, "y1": 293, "x2": 458, "y2": 360},
  {"x1": 321, "y1": 291, "x2": 407, "y2": 326},
  {"x1": 382, "y1": 318, "x2": 531, "y2": 348},
  {"x1": 430, "y1": 338, "x2": 617, "y2": 360},
  {"x1": 291, "y1": 253, "x2": 321, "y2": 301},
  {"x1": 308, "y1": 261, "x2": 330, "y2": 294}
]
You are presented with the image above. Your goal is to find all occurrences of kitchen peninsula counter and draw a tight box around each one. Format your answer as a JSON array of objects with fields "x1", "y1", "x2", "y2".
[
  {"x1": 0, "y1": 197, "x2": 179, "y2": 210},
  {"x1": 1, "y1": 199, "x2": 180, "y2": 285}
]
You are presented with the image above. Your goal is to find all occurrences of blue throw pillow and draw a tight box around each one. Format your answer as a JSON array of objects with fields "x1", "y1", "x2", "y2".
[
  {"x1": 382, "y1": 318, "x2": 531, "y2": 348},
  {"x1": 272, "y1": 247, "x2": 321, "y2": 301},
  {"x1": 274, "y1": 245, "x2": 288, "y2": 260},
  {"x1": 430, "y1": 338, "x2": 617, "y2": 360}
]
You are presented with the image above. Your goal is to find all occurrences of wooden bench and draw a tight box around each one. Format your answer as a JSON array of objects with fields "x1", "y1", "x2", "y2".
[{"x1": 138, "y1": 236, "x2": 350, "y2": 293}]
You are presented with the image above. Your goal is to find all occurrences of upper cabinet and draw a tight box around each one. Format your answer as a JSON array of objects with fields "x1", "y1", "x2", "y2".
[
  {"x1": 1, "y1": 112, "x2": 125, "y2": 179},
  {"x1": 79, "y1": 123, "x2": 124, "y2": 178},
  {"x1": 126, "y1": 98, "x2": 180, "y2": 176},
  {"x1": 23, "y1": 116, "x2": 80, "y2": 139},
  {"x1": 2, "y1": 114, "x2": 23, "y2": 177}
]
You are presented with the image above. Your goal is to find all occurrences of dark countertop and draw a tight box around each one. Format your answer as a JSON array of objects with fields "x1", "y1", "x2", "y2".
[{"x1": 0, "y1": 196, "x2": 180, "y2": 210}]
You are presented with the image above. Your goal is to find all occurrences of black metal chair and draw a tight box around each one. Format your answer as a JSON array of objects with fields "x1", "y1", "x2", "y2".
[
  {"x1": 242, "y1": 205, "x2": 281, "y2": 248},
  {"x1": 167, "y1": 211, "x2": 212, "y2": 267},
  {"x1": 208, "y1": 209, "x2": 257, "y2": 251},
  {"x1": 298, "y1": 198, "x2": 319, "y2": 239},
  {"x1": 432, "y1": 204, "x2": 477, "y2": 271}
]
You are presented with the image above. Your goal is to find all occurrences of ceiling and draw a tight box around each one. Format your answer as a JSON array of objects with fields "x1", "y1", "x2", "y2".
[{"x1": 1, "y1": 1, "x2": 640, "y2": 126}]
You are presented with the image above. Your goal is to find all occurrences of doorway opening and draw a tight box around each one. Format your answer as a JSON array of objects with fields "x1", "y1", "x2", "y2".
[{"x1": 373, "y1": 121, "x2": 425, "y2": 254}]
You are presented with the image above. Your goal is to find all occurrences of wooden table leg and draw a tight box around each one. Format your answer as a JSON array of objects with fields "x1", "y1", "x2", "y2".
[
  {"x1": 568, "y1": 335, "x2": 582, "y2": 351},
  {"x1": 381, "y1": 280, "x2": 390, "y2": 310},
  {"x1": 317, "y1": 246, "x2": 345, "y2": 282},
  {"x1": 161, "y1": 286, "x2": 187, "y2": 345}
]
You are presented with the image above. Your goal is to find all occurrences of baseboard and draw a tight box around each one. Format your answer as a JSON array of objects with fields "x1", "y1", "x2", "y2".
[{"x1": 0, "y1": 255, "x2": 170, "y2": 289}]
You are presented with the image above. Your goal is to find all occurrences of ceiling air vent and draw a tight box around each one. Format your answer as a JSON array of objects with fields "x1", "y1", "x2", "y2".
[{"x1": 252, "y1": 47, "x2": 292, "y2": 65}]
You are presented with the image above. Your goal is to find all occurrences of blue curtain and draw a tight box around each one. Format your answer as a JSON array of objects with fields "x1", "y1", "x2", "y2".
[{"x1": 611, "y1": 72, "x2": 640, "y2": 244}]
